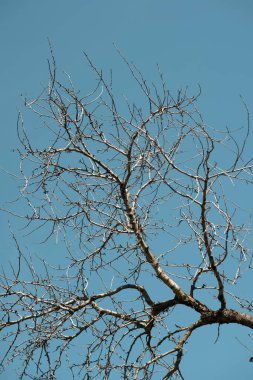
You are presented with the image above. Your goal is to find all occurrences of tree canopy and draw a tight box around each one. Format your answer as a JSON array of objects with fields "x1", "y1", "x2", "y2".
[{"x1": 1, "y1": 53, "x2": 253, "y2": 379}]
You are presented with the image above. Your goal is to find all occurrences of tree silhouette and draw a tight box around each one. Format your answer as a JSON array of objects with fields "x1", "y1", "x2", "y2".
[{"x1": 1, "y1": 52, "x2": 253, "y2": 379}]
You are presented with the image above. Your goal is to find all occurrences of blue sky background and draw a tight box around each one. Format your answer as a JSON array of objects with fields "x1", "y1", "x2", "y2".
[{"x1": 1, "y1": 1, "x2": 253, "y2": 379}]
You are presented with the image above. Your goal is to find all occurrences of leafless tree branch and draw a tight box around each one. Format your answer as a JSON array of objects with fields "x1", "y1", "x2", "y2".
[{"x1": 1, "y1": 52, "x2": 253, "y2": 379}]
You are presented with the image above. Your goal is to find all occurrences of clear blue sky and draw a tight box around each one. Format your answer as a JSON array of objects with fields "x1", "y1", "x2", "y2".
[{"x1": 1, "y1": 1, "x2": 253, "y2": 379}]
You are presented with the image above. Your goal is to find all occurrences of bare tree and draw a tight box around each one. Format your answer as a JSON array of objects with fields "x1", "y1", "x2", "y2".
[{"x1": 1, "y1": 52, "x2": 253, "y2": 379}]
